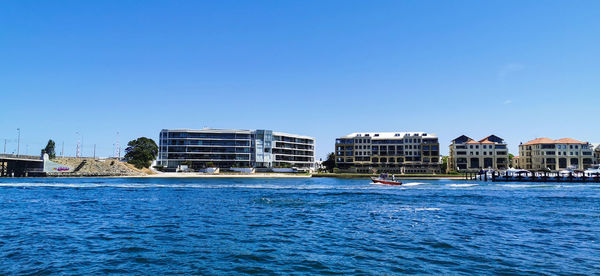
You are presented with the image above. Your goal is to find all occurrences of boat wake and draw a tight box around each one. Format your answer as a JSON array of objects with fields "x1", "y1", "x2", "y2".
[
  {"x1": 447, "y1": 184, "x2": 479, "y2": 188},
  {"x1": 502, "y1": 184, "x2": 557, "y2": 188},
  {"x1": 401, "y1": 182, "x2": 428, "y2": 187}
]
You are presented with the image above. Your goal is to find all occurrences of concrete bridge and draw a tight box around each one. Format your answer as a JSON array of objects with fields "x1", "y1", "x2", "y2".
[{"x1": 0, "y1": 154, "x2": 44, "y2": 177}]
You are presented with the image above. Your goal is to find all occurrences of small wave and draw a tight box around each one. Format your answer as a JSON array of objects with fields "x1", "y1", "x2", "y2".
[
  {"x1": 402, "y1": 182, "x2": 428, "y2": 187},
  {"x1": 447, "y1": 184, "x2": 478, "y2": 188},
  {"x1": 65, "y1": 200, "x2": 99, "y2": 205},
  {"x1": 559, "y1": 184, "x2": 600, "y2": 188},
  {"x1": 503, "y1": 184, "x2": 557, "y2": 188},
  {"x1": 0, "y1": 183, "x2": 341, "y2": 190},
  {"x1": 370, "y1": 207, "x2": 441, "y2": 213},
  {"x1": 414, "y1": 208, "x2": 441, "y2": 211}
]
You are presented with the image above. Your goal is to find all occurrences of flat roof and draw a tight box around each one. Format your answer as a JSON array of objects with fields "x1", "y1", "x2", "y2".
[
  {"x1": 161, "y1": 128, "x2": 314, "y2": 140},
  {"x1": 339, "y1": 132, "x2": 437, "y2": 139},
  {"x1": 162, "y1": 128, "x2": 252, "y2": 134}
]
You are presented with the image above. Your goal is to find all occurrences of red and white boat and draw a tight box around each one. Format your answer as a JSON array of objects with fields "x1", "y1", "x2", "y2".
[{"x1": 371, "y1": 177, "x2": 403, "y2": 186}]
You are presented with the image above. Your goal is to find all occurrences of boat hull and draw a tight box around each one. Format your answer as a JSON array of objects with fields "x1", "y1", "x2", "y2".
[{"x1": 371, "y1": 177, "x2": 402, "y2": 185}]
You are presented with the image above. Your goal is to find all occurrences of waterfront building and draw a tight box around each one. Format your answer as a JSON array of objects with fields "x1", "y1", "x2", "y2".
[
  {"x1": 511, "y1": 156, "x2": 520, "y2": 169},
  {"x1": 334, "y1": 132, "x2": 440, "y2": 174},
  {"x1": 593, "y1": 143, "x2": 600, "y2": 164},
  {"x1": 518, "y1": 138, "x2": 595, "y2": 171},
  {"x1": 447, "y1": 135, "x2": 509, "y2": 171},
  {"x1": 158, "y1": 129, "x2": 315, "y2": 171}
]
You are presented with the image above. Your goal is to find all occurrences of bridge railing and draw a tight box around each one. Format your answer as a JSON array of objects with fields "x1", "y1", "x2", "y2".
[{"x1": 0, "y1": 154, "x2": 42, "y2": 160}]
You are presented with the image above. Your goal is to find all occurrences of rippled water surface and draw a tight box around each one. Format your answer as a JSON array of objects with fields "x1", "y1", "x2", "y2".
[{"x1": 0, "y1": 177, "x2": 599, "y2": 274}]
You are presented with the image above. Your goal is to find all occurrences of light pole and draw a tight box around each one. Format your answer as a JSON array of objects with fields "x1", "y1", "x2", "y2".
[
  {"x1": 76, "y1": 131, "x2": 81, "y2": 158},
  {"x1": 116, "y1": 131, "x2": 120, "y2": 160},
  {"x1": 16, "y1": 128, "x2": 20, "y2": 157}
]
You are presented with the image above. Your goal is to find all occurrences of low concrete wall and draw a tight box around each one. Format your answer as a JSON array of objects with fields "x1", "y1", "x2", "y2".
[
  {"x1": 200, "y1": 168, "x2": 220, "y2": 173},
  {"x1": 230, "y1": 168, "x2": 255, "y2": 173},
  {"x1": 272, "y1": 168, "x2": 295, "y2": 173}
]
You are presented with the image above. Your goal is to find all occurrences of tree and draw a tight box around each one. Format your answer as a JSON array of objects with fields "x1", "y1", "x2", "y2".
[
  {"x1": 323, "y1": 152, "x2": 336, "y2": 172},
  {"x1": 124, "y1": 137, "x2": 158, "y2": 169},
  {"x1": 509, "y1": 153, "x2": 515, "y2": 161},
  {"x1": 440, "y1": 156, "x2": 449, "y2": 174},
  {"x1": 42, "y1": 139, "x2": 56, "y2": 159}
]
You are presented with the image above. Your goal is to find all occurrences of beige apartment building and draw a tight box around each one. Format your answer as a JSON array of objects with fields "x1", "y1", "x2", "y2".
[
  {"x1": 448, "y1": 135, "x2": 509, "y2": 172},
  {"x1": 518, "y1": 138, "x2": 595, "y2": 171},
  {"x1": 594, "y1": 143, "x2": 600, "y2": 164},
  {"x1": 335, "y1": 132, "x2": 440, "y2": 174},
  {"x1": 511, "y1": 156, "x2": 520, "y2": 169}
]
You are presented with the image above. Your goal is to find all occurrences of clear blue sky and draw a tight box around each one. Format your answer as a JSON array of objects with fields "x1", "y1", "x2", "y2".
[{"x1": 1, "y1": 1, "x2": 599, "y2": 159}]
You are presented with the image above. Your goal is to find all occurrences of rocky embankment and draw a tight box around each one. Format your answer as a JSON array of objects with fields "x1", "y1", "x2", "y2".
[{"x1": 48, "y1": 158, "x2": 151, "y2": 177}]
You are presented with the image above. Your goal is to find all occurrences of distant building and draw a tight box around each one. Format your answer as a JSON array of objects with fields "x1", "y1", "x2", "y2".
[
  {"x1": 518, "y1": 138, "x2": 595, "y2": 171},
  {"x1": 158, "y1": 129, "x2": 315, "y2": 171},
  {"x1": 448, "y1": 135, "x2": 509, "y2": 171},
  {"x1": 511, "y1": 156, "x2": 520, "y2": 169},
  {"x1": 593, "y1": 143, "x2": 600, "y2": 164},
  {"x1": 335, "y1": 132, "x2": 440, "y2": 174}
]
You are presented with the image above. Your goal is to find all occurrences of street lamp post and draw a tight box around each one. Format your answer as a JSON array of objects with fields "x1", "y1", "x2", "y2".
[
  {"x1": 16, "y1": 128, "x2": 20, "y2": 157},
  {"x1": 76, "y1": 131, "x2": 81, "y2": 159}
]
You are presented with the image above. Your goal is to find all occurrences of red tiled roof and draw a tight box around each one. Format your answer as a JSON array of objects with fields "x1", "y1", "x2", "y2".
[
  {"x1": 461, "y1": 135, "x2": 502, "y2": 144},
  {"x1": 555, "y1": 138, "x2": 586, "y2": 144},
  {"x1": 478, "y1": 138, "x2": 495, "y2": 144},
  {"x1": 523, "y1": 137, "x2": 586, "y2": 145}
]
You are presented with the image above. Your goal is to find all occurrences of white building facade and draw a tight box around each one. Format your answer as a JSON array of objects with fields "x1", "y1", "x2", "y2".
[
  {"x1": 158, "y1": 129, "x2": 315, "y2": 171},
  {"x1": 335, "y1": 132, "x2": 440, "y2": 174}
]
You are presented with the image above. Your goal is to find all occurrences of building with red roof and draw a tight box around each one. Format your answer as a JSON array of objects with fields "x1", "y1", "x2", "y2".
[
  {"x1": 448, "y1": 135, "x2": 509, "y2": 171},
  {"x1": 518, "y1": 137, "x2": 595, "y2": 171}
]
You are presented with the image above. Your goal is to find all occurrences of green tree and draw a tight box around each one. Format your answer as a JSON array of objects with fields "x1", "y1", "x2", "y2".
[
  {"x1": 124, "y1": 137, "x2": 158, "y2": 169},
  {"x1": 42, "y1": 139, "x2": 56, "y2": 159},
  {"x1": 323, "y1": 152, "x2": 336, "y2": 172},
  {"x1": 509, "y1": 153, "x2": 514, "y2": 161},
  {"x1": 440, "y1": 156, "x2": 449, "y2": 174}
]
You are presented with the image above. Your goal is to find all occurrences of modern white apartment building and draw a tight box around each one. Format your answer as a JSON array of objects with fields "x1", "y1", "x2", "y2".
[
  {"x1": 335, "y1": 132, "x2": 440, "y2": 174},
  {"x1": 518, "y1": 138, "x2": 595, "y2": 171},
  {"x1": 158, "y1": 129, "x2": 315, "y2": 171},
  {"x1": 448, "y1": 135, "x2": 509, "y2": 171}
]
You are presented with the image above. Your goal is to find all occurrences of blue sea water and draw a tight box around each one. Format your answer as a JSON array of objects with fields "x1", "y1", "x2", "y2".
[{"x1": 0, "y1": 177, "x2": 599, "y2": 275}]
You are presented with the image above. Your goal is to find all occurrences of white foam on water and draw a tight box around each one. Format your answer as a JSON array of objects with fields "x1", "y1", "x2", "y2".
[
  {"x1": 414, "y1": 207, "x2": 441, "y2": 211},
  {"x1": 502, "y1": 184, "x2": 557, "y2": 188},
  {"x1": 401, "y1": 182, "x2": 428, "y2": 187},
  {"x1": 370, "y1": 207, "x2": 442, "y2": 213},
  {"x1": 561, "y1": 184, "x2": 600, "y2": 188},
  {"x1": 447, "y1": 183, "x2": 479, "y2": 188}
]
